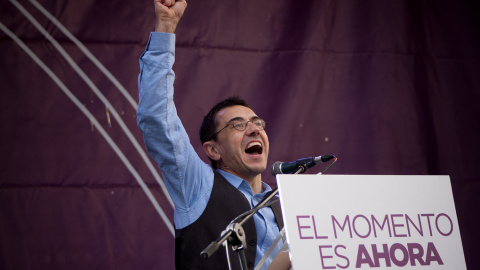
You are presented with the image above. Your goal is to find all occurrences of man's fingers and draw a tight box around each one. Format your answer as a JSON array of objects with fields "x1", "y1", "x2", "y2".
[
  {"x1": 160, "y1": 0, "x2": 175, "y2": 7},
  {"x1": 171, "y1": 0, "x2": 187, "y2": 17},
  {"x1": 155, "y1": 0, "x2": 172, "y2": 9},
  {"x1": 155, "y1": 0, "x2": 186, "y2": 14}
]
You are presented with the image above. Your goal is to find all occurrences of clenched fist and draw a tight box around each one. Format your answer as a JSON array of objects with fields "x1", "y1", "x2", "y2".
[{"x1": 154, "y1": 0, "x2": 187, "y2": 33}]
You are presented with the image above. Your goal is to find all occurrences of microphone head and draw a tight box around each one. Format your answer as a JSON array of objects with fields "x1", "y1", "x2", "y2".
[
  {"x1": 271, "y1": 161, "x2": 283, "y2": 176},
  {"x1": 319, "y1": 155, "x2": 335, "y2": 163}
]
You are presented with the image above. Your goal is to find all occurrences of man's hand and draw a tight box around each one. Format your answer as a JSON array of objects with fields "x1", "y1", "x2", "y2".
[{"x1": 154, "y1": 0, "x2": 187, "y2": 33}]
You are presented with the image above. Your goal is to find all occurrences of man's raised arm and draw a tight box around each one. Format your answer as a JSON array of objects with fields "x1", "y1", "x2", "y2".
[{"x1": 137, "y1": 0, "x2": 215, "y2": 229}]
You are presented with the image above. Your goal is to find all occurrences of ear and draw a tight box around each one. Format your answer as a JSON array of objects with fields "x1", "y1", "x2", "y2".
[{"x1": 203, "y1": 141, "x2": 221, "y2": 161}]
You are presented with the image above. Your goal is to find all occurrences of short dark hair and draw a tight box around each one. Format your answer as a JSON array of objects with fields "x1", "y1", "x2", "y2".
[{"x1": 199, "y1": 96, "x2": 250, "y2": 169}]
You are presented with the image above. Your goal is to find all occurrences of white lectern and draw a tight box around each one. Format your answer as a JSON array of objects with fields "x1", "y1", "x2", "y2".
[{"x1": 277, "y1": 175, "x2": 466, "y2": 270}]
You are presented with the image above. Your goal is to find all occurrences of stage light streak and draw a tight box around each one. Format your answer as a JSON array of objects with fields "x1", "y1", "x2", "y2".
[{"x1": 2, "y1": 2, "x2": 176, "y2": 235}]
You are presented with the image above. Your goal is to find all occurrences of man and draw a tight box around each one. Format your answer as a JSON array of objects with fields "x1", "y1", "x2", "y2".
[{"x1": 137, "y1": 1, "x2": 284, "y2": 269}]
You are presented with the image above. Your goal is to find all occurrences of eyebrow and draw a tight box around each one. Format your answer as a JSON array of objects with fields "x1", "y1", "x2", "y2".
[{"x1": 226, "y1": 116, "x2": 261, "y2": 124}]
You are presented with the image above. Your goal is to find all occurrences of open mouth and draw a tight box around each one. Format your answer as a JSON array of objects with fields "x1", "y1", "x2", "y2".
[{"x1": 245, "y1": 141, "x2": 263, "y2": 155}]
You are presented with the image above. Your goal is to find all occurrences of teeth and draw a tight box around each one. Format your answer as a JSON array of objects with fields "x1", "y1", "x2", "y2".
[{"x1": 246, "y1": 141, "x2": 261, "y2": 149}]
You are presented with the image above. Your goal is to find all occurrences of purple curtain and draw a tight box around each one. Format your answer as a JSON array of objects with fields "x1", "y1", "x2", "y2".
[{"x1": 1, "y1": 0, "x2": 479, "y2": 269}]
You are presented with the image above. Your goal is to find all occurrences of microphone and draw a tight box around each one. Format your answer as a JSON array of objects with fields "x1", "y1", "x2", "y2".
[{"x1": 271, "y1": 155, "x2": 335, "y2": 176}]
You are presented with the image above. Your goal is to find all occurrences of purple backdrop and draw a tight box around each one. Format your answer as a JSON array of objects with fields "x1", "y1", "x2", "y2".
[{"x1": 1, "y1": 0, "x2": 479, "y2": 269}]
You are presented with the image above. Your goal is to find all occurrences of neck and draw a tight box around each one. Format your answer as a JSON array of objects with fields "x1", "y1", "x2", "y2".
[
  {"x1": 247, "y1": 175, "x2": 263, "y2": 194},
  {"x1": 219, "y1": 167, "x2": 263, "y2": 194}
]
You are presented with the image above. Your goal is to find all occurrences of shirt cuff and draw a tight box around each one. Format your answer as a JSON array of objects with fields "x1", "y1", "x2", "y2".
[{"x1": 145, "y1": 32, "x2": 176, "y2": 53}]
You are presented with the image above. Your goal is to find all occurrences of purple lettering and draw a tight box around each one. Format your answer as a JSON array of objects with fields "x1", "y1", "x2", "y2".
[
  {"x1": 355, "y1": 244, "x2": 374, "y2": 268},
  {"x1": 389, "y1": 243, "x2": 409, "y2": 266},
  {"x1": 391, "y1": 214, "x2": 407, "y2": 237},
  {"x1": 406, "y1": 214, "x2": 423, "y2": 237},
  {"x1": 297, "y1": 215, "x2": 313, "y2": 239},
  {"x1": 332, "y1": 215, "x2": 352, "y2": 239},
  {"x1": 421, "y1": 213, "x2": 435, "y2": 236},
  {"x1": 354, "y1": 242, "x2": 444, "y2": 268},
  {"x1": 407, "y1": 243, "x2": 426, "y2": 266},
  {"x1": 335, "y1": 245, "x2": 350, "y2": 269},
  {"x1": 353, "y1": 215, "x2": 371, "y2": 238},
  {"x1": 372, "y1": 244, "x2": 391, "y2": 267},
  {"x1": 318, "y1": 245, "x2": 335, "y2": 269},
  {"x1": 371, "y1": 215, "x2": 392, "y2": 237},
  {"x1": 435, "y1": 213, "x2": 453, "y2": 236},
  {"x1": 425, "y1": 242, "x2": 444, "y2": 265},
  {"x1": 312, "y1": 215, "x2": 328, "y2": 239}
]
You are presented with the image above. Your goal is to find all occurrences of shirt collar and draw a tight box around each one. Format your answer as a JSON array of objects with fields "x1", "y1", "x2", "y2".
[{"x1": 217, "y1": 169, "x2": 273, "y2": 196}]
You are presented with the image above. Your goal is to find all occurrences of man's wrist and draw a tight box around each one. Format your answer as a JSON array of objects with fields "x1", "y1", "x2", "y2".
[{"x1": 155, "y1": 21, "x2": 178, "y2": 33}]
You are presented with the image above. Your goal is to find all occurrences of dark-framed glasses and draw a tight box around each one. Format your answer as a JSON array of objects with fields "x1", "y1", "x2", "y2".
[{"x1": 208, "y1": 118, "x2": 267, "y2": 141}]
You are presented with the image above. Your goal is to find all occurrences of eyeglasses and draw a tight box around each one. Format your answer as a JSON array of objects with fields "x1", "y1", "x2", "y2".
[{"x1": 208, "y1": 118, "x2": 267, "y2": 141}]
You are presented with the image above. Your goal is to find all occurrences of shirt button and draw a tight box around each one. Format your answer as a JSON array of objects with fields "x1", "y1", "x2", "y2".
[
  {"x1": 247, "y1": 262, "x2": 253, "y2": 267},
  {"x1": 249, "y1": 240, "x2": 256, "y2": 246}
]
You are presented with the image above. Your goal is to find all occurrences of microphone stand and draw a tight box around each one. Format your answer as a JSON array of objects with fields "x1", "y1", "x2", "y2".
[{"x1": 200, "y1": 165, "x2": 308, "y2": 269}]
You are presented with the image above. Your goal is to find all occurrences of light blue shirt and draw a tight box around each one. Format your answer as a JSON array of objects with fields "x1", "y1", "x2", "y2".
[{"x1": 137, "y1": 32, "x2": 282, "y2": 269}]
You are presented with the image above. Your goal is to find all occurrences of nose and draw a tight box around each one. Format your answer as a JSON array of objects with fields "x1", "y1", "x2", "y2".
[{"x1": 245, "y1": 121, "x2": 260, "y2": 135}]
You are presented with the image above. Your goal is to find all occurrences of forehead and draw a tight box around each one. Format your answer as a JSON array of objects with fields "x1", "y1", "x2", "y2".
[{"x1": 215, "y1": 105, "x2": 257, "y2": 124}]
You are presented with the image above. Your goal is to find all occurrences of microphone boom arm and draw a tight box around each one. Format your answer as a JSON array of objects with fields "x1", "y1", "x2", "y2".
[{"x1": 200, "y1": 166, "x2": 305, "y2": 265}]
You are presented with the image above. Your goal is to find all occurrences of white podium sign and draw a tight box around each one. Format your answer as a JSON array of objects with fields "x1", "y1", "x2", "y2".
[{"x1": 276, "y1": 175, "x2": 466, "y2": 270}]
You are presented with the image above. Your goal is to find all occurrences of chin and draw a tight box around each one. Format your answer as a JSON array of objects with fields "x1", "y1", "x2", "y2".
[
  {"x1": 250, "y1": 164, "x2": 267, "y2": 174},
  {"x1": 243, "y1": 156, "x2": 268, "y2": 173}
]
